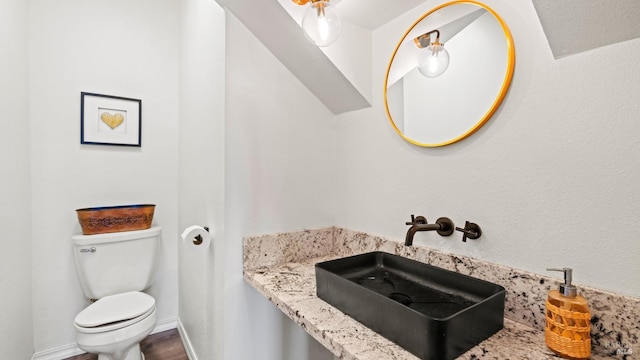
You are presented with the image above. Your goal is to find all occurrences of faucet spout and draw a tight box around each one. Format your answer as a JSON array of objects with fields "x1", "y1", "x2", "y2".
[
  {"x1": 405, "y1": 223, "x2": 442, "y2": 246},
  {"x1": 404, "y1": 216, "x2": 455, "y2": 246}
]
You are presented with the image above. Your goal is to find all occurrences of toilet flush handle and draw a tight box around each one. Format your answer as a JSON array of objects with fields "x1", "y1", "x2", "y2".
[{"x1": 79, "y1": 247, "x2": 96, "y2": 253}]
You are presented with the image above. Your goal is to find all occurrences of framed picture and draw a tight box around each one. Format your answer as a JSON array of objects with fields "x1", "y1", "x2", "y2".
[{"x1": 81, "y1": 92, "x2": 142, "y2": 147}]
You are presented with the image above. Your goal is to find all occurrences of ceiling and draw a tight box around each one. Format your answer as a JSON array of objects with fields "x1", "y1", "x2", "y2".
[
  {"x1": 532, "y1": 0, "x2": 640, "y2": 58},
  {"x1": 297, "y1": 0, "x2": 640, "y2": 56},
  {"x1": 335, "y1": 0, "x2": 426, "y2": 29},
  {"x1": 215, "y1": 0, "x2": 640, "y2": 114}
]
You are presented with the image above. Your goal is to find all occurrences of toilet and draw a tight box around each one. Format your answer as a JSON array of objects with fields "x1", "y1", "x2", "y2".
[{"x1": 72, "y1": 226, "x2": 161, "y2": 360}]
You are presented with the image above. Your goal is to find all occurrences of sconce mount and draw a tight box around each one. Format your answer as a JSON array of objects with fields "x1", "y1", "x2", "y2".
[{"x1": 414, "y1": 30, "x2": 441, "y2": 49}]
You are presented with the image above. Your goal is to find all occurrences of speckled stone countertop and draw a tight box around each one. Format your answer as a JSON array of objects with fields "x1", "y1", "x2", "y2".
[{"x1": 243, "y1": 227, "x2": 638, "y2": 359}]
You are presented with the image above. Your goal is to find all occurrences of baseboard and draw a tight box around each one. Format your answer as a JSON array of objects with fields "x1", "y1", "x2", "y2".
[
  {"x1": 31, "y1": 343, "x2": 85, "y2": 360},
  {"x1": 177, "y1": 318, "x2": 198, "y2": 360},
  {"x1": 31, "y1": 317, "x2": 179, "y2": 360},
  {"x1": 152, "y1": 317, "x2": 179, "y2": 334}
]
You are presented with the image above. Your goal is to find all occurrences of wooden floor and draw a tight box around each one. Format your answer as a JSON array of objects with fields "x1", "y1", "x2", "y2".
[{"x1": 64, "y1": 329, "x2": 188, "y2": 360}]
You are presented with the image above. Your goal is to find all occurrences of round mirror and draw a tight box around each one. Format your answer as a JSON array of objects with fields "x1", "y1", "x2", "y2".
[{"x1": 384, "y1": 0, "x2": 515, "y2": 147}]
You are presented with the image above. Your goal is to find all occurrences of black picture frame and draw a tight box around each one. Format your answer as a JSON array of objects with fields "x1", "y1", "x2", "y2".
[{"x1": 81, "y1": 92, "x2": 142, "y2": 147}]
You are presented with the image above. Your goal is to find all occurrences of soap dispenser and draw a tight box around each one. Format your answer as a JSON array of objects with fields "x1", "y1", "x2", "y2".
[{"x1": 545, "y1": 268, "x2": 591, "y2": 359}]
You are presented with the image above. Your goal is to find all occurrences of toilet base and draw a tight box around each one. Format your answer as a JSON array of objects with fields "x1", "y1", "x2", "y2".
[{"x1": 96, "y1": 344, "x2": 144, "y2": 360}]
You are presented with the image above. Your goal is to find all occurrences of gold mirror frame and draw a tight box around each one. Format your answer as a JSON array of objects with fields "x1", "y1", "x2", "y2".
[{"x1": 384, "y1": 0, "x2": 515, "y2": 147}]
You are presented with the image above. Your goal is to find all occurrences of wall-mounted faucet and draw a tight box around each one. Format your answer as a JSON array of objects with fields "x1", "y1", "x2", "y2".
[{"x1": 404, "y1": 214, "x2": 454, "y2": 246}]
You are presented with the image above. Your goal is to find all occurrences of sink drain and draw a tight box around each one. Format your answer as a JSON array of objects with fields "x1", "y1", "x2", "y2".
[
  {"x1": 357, "y1": 272, "x2": 396, "y2": 293},
  {"x1": 388, "y1": 292, "x2": 412, "y2": 306}
]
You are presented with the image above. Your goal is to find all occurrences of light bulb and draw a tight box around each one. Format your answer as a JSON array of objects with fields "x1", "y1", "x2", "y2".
[
  {"x1": 417, "y1": 41, "x2": 450, "y2": 78},
  {"x1": 301, "y1": 0, "x2": 342, "y2": 47}
]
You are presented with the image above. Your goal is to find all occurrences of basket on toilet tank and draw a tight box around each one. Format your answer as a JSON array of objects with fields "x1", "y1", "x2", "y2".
[{"x1": 76, "y1": 204, "x2": 155, "y2": 235}]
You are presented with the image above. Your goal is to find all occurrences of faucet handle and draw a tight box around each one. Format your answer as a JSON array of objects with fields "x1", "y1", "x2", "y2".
[
  {"x1": 455, "y1": 221, "x2": 482, "y2": 242},
  {"x1": 406, "y1": 214, "x2": 427, "y2": 225}
]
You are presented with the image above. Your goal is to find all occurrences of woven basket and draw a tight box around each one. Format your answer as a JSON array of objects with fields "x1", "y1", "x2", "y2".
[{"x1": 545, "y1": 299, "x2": 591, "y2": 359}]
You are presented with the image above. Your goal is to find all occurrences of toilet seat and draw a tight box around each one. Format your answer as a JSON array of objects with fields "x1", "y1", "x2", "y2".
[{"x1": 75, "y1": 291, "x2": 155, "y2": 334}]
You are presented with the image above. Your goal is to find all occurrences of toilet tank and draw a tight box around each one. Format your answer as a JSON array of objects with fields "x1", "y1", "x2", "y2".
[{"x1": 72, "y1": 226, "x2": 161, "y2": 299}]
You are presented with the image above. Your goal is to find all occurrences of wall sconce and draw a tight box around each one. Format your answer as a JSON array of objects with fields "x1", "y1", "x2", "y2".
[
  {"x1": 292, "y1": 0, "x2": 342, "y2": 47},
  {"x1": 414, "y1": 30, "x2": 450, "y2": 77}
]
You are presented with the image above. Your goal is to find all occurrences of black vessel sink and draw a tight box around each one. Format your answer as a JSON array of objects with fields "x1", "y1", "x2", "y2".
[{"x1": 315, "y1": 252, "x2": 505, "y2": 360}]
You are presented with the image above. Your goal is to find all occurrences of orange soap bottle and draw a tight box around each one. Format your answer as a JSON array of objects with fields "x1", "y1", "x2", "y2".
[{"x1": 545, "y1": 268, "x2": 591, "y2": 359}]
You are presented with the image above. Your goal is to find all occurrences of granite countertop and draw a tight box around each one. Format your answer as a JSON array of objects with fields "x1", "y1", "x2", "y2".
[
  {"x1": 245, "y1": 255, "x2": 604, "y2": 360},
  {"x1": 243, "y1": 228, "x2": 635, "y2": 359}
]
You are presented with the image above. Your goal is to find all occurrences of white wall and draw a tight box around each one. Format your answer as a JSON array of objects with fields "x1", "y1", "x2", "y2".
[
  {"x1": 178, "y1": 0, "x2": 226, "y2": 359},
  {"x1": 224, "y1": 12, "x2": 336, "y2": 360},
  {"x1": 336, "y1": 0, "x2": 640, "y2": 297},
  {"x1": 0, "y1": 0, "x2": 33, "y2": 358},
  {"x1": 29, "y1": 0, "x2": 180, "y2": 352}
]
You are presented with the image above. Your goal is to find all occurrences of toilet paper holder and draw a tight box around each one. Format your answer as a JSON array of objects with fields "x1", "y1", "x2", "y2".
[{"x1": 193, "y1": 226, "x2": 209, "y2": 245}]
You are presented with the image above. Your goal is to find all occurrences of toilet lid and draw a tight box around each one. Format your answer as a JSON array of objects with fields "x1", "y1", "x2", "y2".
[{"x1": 75, "y1": 291, "x2": 155, "y2": 328}]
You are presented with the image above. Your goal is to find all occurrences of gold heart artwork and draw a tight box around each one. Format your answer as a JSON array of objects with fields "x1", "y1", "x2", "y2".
[{"x1": 100, "y1": 112, "x2": 125, "y2": 130}]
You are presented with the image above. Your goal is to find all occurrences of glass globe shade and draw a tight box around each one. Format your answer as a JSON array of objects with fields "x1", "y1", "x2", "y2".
[
  {"x1": 417, "y1": 43, "x2": 450, "y2": 78},
  {"x1": 301, "y1": 1, "x2": 342, "y2": 47}
]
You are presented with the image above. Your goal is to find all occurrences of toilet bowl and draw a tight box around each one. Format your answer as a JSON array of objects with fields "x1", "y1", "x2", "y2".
[{"x1": 74, "y1": 291, "x2": 157, "y2": 360}]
